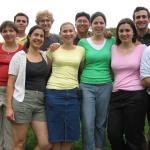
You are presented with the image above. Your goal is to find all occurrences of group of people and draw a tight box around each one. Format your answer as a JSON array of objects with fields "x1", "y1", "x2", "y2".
[{"x1": 0, "y1": 6, "x2": 150, "y2": 150}]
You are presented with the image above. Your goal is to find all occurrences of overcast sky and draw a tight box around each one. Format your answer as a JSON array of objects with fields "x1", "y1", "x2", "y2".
[{"x1": 0, "y1": 0, "x2": 149, "y2": 34}]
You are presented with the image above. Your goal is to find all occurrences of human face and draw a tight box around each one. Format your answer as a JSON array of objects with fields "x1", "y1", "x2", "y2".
[
  {"x1": 91, "y1": 16, "x2": 106, "y2": 36},
  {"x1": 75, "y1": 16, "x2": 90, "y2": 35},
  {"x1": 28, "y1": 28, "x2": 44, "y2": 49},
  {"x1": 1, "y1": 26, "x2": 17, "y2": 43},
  {"x1": 60, "y1": 23, "x2": 76, "y2": 44},
  {"x1": 14, "y1": 16, "x2": 28, "y2": 33},
  {"x1": 118, "y1": 23, "x2": 134, "y2": 44},
  {"x1": 38, "y1": 16, "x2": 53, "y2": 33},
  {"x1": 134, "y1": 10, "x2": 150, "y2": 30}
]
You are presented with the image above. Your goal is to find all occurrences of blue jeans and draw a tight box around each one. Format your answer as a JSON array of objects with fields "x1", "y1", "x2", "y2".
[
  {"x1": 80, "y1": 83, "x2": 112, "y2": 150},
  {"x1": 45, "y1": 88, "x2": 80, "y2": 142}
]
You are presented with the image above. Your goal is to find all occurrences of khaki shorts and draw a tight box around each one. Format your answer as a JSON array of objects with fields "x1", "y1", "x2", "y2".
[
  {"x1": 0, "y1": 87, "x2": 6, "y2": 106},
  {"x1": 13, "y1": 90, "x2": 46, "y2": 123}
]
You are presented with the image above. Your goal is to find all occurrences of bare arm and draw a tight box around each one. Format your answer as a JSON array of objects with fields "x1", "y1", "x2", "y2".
[
  {"x1": 142, "y1": 77, "x2": 150, "y2": 87},
  {"x1": 78, "y1": 59, "x2": 85, "y2": 82},
  {"x1": 6, "y1": 74, "x2": 17, "y2": 121},
  {"x1": 79, "y1": 60, "x2": 85, "y2": 73}
]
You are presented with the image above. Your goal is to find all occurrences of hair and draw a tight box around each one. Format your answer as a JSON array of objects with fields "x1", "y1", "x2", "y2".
[
  {"x1": 75, "y1": 11, "x2": 90, "y2": 22},
  {"x1": 116, "y1": 18, "x2": 137, "y2": 45},
  {"x1": 133, "y1": 6, "x2": 150, "y2": 20},
  {"x1": 60, "y1": 22, "x2": 75, "y2": 32},
  {"x1": 0, "y1": 20, "x2": 18, "y2": 33},
  {"x1": 35, "y1": 10, "x2": 54, "y2": 24},
  {"x1": 90, "y1": 11, "x2": 106, "y2": 25},
  {"x1": 24, "y1": 25, "x2": 45, "y2": 52},
  {"x1": 14, "y1": 12, "x2": 29, "y2": 24}
]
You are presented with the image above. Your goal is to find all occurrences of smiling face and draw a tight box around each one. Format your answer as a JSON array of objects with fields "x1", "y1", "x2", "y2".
[
  {"x1": 134, "y1": 10, "x2": 150, "y2": 30},
  {"x1": 118, "y1": 23, "x2": 134, "y2": 44},
  {"x1": 28, "y1": 28, "x2": 44, "y2": 49},
  {"x1": 91, "y1": 16, "x2": 106, "y2": 36},
  {"x1": 38, "y1": 15, "x2": 53, "y2": 34},
  {"x1": 75, "y1": 16, "x2": 90, "y2": 35},
  {"x1": 1, "y1": 26, "x2": 17, "y2": 43},
  {"x1": 60, "y1": 23, "x2": 76, "y2": 44},
  {"x1": 14, "y1": 16, "x2": 28, "y2": 33}
]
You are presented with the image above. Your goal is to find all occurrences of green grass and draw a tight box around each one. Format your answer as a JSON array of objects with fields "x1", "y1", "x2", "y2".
[
  {"x1": 26, "y1": 120, "x2": 148, "y2": 150},
  {"x1": 25, "y1": 128, "x2": 110, "y2": 150}
]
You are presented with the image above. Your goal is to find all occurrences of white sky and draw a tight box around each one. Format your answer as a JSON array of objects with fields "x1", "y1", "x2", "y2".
[{"x1": 0, "y1": 0, "x2": 150, "y2": 34}]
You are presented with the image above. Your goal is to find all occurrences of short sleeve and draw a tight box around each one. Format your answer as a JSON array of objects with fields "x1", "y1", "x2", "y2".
[
  {"x1": 46, "y1": 50, "x2": 53, "y2": 60},
  {"x1": 140, "y1": 46, "x2": 150, "y2": 79},
  {"x1": 8, "y1": 53, "x2": 20, "y2": 76}
]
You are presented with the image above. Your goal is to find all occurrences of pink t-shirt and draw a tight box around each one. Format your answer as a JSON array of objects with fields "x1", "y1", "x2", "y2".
[{"x1": 111, "y1": 44, "x2": 146, "y2": 92}]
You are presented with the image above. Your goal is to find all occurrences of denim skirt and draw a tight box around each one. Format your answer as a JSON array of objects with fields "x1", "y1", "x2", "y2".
[{"x1": 45, "y1": 88, "x2": 80, "y2": 142}]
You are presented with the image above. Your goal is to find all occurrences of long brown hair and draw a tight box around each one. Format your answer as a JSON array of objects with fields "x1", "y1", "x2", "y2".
[{"x1": 24, "y1": 25, "x2": 45, "y2": 52}]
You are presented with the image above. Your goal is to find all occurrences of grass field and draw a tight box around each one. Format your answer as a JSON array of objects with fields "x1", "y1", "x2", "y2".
[
  {"x1": 26, "y1": 127, "x2": 111, "y2": 150},
  {"x1": 26, "y1": 120, "x2": 149, "y2": 150}
]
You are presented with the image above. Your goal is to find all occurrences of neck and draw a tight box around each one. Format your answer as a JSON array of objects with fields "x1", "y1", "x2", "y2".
[
  {"x1": 3, "y1": 42, "x2": 18, "y2": 52},
  {"x1": 119, "y1": 42, "x2": 134, "y2": 48},
  {"x1": 93, "y1": 34, "x2": 104, "y2": 40},
  {"x1": 77, "y1": 31, "x2": 88, "y2": 38},
  {"x1": 27, "y1": 47, "x2": 40, "y2": 55},
  {"x1": 91, "y1": 35, "x2": 105, "y2": 45},
  {"x1": 61, "y1": 43, "x2": 75, "y2": 50},
  {"x1": 17, "y1": 31, "x2": 26, "y2": 38},
  {"x1": 45, "y1": 32, "x2": 50, "y2": 38},
  {"x1": 137, "y1": 27, "x2": 148, "y2": 37}
]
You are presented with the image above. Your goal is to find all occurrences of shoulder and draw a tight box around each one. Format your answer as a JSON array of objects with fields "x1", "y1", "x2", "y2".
[
  {"x1": 136, "y1": 44, "x2": 147, "y2": 52},
  {"x1": 78, "y1": 38, "x2": 87, "y2": 43},
  {"x1": 18, "y1": 44, "x2": 24, "y2": 50},
  {"x1": 12, "y1": 50, "x2": 26, "y2": 60},
  {"x1": 14, "y1": 50, "x2": 26, "y2": 56},
  {"x1": 76, "y1": 45, "x2": 85, "y2": 50},
  {"x1": 112, "y1": 44, "x2": 117, "y2": 49},
  {"x1": 107, "y1": 36, "x2": 116, "y2": 43},
  {"x1": 76, "y1": 45, "x2": 85, "y2": 53},
  {"x1": 40, "y1": 51, "x2": 48, "y2": 61},
  {"x1": 111, "y1": 44, "x2": 118, "y2": 54},
  {"x1": 143, "y1": 45, "x2": 150, "y2": 54}
]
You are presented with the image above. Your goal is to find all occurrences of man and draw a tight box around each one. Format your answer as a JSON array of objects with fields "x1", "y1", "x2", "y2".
[
  {"x1": 140, "y1": 45, "x2": 150, "y2": 150},
  {"x1": 74, "y1": 11, "x2": 112, "y2": 45},
  {"x1": 35, "y1": 10, "x2": 60, "y2": 51},
  {"x1": 14, "y1": 12, "x2": 29, "y2": 45},
  {"x1": 133, "y1": 6, "x2": 150, "y2": 150},
  {"x1": 133, "y1": 6, "x2": 150, "y2": 46},
  {"x1": 74, "y1": 11, "x2": 91, "y2": 45}
]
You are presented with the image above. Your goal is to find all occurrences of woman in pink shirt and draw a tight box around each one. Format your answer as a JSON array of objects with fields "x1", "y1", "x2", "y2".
[{"x1": 107, "y1": 18, "x2": 148, "y2": 150}]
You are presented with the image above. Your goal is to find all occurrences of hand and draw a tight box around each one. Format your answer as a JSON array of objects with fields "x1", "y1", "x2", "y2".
[
  {"x1": 6, "y1": 107, "x2": 15, "y2": 121},
  {"x1": 48, "y1": 43, "x2": 60, "y2": 51},
  {"x1": 104, "y1": 30, "x2": 112, "y2": 38}
]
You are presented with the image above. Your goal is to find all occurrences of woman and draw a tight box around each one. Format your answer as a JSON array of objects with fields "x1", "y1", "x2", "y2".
[
  {"x1": 78, "y1": 12, "x2": 115, "y2": 150},
  {"x1": 0, "y1": 21, "x2": 23, "y2": 150},
  {"x1": 107, "y1": 18, "x2": 147, "y2": 150},
  {"x1": 6, "y1": 25, "x2": 51, "y2": 150},
  {"x1": 45, "y1": 22, "x2": 85, "y2": 150}
]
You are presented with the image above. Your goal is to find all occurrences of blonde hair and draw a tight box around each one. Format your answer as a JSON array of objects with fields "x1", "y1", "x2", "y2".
[
  {"x1": 60, "y1": 22, "x2": 75, "y2": 32},
  {"x1": 35, "y1": 10, "x2": 54, "y2": 24}
]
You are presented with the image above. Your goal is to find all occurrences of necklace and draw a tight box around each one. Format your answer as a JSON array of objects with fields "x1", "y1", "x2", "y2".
[
  {"x1": 2, "y1": 43, "x2": 18, "y2": 52},
  {"x1": 2, "y1": 43, "x2": 18, "y2": 59}
]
